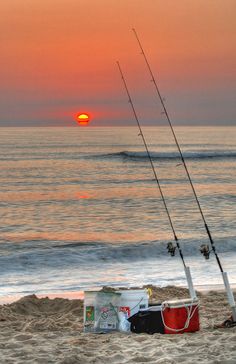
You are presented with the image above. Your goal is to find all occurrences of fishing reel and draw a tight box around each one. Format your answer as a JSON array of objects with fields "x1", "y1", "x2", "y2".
[
  {"x1": 200, "y1": 244, "x2": 211, "y2": 260},
  {"x1": 167, "y1": 242, "x2": 176, "y2": 257}
]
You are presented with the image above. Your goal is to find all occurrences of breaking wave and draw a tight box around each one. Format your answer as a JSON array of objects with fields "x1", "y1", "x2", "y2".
[
  {"x1": 1, "y1": 237, "x2": 235, "y2": 274},
  {"x1": 94, "y1": 150, "x2": 236, "y2": 161}
]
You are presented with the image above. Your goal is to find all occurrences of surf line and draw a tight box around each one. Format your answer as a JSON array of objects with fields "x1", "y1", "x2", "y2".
[
  {"x1": 117, "y1": 61, "x2": 196, "y2": 301},
  {"x1": 132, "y1": 28, "x2": 236, "y2": 325}
]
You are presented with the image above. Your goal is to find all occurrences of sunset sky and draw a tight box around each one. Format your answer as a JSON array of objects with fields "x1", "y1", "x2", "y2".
[{"x1": 1, "y1": 0, "x2": 236, "y2": 126}]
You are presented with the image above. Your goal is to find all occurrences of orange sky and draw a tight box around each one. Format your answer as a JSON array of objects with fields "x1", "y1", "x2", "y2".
[{"x1": 1, "y1": 0, "x2": 236, "y2": 126}]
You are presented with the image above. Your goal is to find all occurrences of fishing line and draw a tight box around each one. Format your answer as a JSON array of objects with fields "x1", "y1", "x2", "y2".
[
  {"x1": 132, "y1": 28, "x2": 236, "y2": 323},
  {"x1": 117, "y1": 61, "x2": 196, "y2": 300}
]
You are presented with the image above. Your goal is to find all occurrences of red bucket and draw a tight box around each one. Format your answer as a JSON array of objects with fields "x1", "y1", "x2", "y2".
[{"x1": 162, "y1": 299, "x2": 199, "y2": 334}]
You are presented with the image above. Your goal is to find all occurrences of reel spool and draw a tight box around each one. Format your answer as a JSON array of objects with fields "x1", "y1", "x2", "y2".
[
  {"x1": 167, "y1": 242, "x2": 176, "y2": 257},
  {"x1": 200, "y1": 244, "x2": 211, "y2": 260}
]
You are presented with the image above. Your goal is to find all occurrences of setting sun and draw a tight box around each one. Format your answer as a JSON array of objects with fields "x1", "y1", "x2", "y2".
[{"x1": 76, "y1": 113, "x2": 90, "y2": 126}]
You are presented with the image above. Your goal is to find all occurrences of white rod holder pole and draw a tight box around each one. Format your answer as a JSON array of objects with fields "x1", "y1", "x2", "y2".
[
  {"x1": 184, "y1": 266, "x2": 197, "y2": 300},
  {"x1": 222, "y1": 272, "x2": 236, "y2": 321}
]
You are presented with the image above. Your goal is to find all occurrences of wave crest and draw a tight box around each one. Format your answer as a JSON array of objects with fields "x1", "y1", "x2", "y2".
[{"x1": 95, "y1": 150, "x2": 236, "y2": 161}]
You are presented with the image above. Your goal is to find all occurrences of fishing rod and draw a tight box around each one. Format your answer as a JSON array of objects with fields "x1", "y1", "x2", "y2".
[
  {"x1": 132, "y1": 28, "x2": 236, "y2": 323},
  {"x1": 117, "y1": 61, "x2": 196, "y2": 300}
]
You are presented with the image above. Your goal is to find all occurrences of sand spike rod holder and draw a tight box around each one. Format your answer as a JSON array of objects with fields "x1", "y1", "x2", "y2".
[{"x1": 132, "y1": 28, "x2": 236, "y2": 322}]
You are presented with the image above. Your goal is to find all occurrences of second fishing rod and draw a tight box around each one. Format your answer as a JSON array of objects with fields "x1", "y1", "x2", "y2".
[
  {"x1": 132, "y1": 28, "x2": 236, "y2": 323},
  {"x1": 117, "y1": 61, "x2": 196, "y2": 300}
]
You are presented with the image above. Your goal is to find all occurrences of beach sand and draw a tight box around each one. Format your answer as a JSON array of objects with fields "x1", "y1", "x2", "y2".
[{"x1": 0, "y1": 286, "x2": 236, "y2": 364}]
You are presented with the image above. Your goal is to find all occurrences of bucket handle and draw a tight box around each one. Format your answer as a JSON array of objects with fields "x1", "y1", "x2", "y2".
[{"x1": 129, "y1": 297, "x2": 144, "y2": 312}]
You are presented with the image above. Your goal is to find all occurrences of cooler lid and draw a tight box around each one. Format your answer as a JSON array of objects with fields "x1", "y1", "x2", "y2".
[
  {"x1": 146, "y1": 305, "x2": 162, "y2": 312},
  {"x1": 162, "y1": 298, "x2": 199, "y2": 308}
]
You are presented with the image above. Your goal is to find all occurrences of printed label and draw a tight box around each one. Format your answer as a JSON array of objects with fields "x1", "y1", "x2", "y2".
[
  {"x1": 100, "y1": 322, "x2": 116, "y2": 329},
  {"x1": 98, "y1": 306, "x2": 118, "y2": 330},
  {"x1": 86, "y1": 306, "x2": 95, "y2": 321},
  {"x1": 120, "y1": 306, "x2": 131, "y2": 318},
  {"x1": 140, "y1": 304, "x2": 146, "y2": 309}
]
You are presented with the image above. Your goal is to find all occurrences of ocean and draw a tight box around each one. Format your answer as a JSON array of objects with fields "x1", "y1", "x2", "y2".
[{"x1": 0, "y1": 126, "x2": 235, "y2": 301}]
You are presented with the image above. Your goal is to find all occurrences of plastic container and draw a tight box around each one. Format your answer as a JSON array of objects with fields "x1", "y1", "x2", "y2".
[
  {"x1": 119, "y1": 289, "x2": 149, "y2": 318},
  {"x1": 84, "y1": 291, "x2": 121, "y2": 333},
  {"x1": 162, "y1": 298, "x2": 199, "y2": 334}
]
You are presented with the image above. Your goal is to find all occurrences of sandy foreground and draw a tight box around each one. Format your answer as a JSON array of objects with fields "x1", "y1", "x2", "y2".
[{"x1": 0, "y1": 286, "x2": 236, "y2": 364}]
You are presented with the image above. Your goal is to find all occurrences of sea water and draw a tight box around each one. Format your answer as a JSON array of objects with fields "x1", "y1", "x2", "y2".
[{"x1": 0, "y1": 126, "x2": 235, "y2": 300}]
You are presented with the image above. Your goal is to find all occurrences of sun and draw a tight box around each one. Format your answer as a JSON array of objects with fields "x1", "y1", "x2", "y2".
[{"x1": 76, "y1": 113, "x2": 90, "y2": 126}]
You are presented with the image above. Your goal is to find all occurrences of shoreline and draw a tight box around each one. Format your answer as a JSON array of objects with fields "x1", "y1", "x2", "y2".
[{"x1": 1, "y1": 282, "x2": 235, "y2": 305}]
